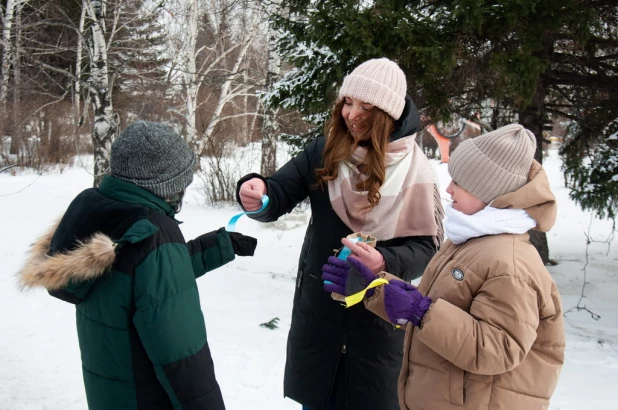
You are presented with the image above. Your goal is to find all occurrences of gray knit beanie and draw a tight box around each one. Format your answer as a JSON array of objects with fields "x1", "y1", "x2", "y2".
[
  {"x1": 110, "y1": 121, "x2": 196, "y2": 199},
  {"x1": 448, "y1": 124, "x2": 537, "y2": 203},
  {"x1": 338, "y1": 58, "x2": 407, "y2": 120}
]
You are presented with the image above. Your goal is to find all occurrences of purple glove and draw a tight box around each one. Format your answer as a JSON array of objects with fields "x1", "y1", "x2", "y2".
[
  {"x1": 322, "y1": 256, "x2": 377, "y2": 296},
  {"x1": 384, "y1": 281, "x2": 432, "y2": 327}
]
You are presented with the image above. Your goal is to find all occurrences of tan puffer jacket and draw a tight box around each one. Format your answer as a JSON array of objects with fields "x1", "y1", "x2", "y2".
[{"x1": 366, "y1": 161, "x2": 565, "y2": 410}]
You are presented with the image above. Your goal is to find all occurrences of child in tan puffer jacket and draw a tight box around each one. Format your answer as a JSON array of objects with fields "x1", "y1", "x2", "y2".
[{"x1": 321, "y1": 124, "x2": 565, "y2": 410}]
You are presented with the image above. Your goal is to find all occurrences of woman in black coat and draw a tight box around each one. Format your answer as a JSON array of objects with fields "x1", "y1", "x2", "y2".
[{"x1": 236, "y1": 58, "x2": 444, "y2": 410}]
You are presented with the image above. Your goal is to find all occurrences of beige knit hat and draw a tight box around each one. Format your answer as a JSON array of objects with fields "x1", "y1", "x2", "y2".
[
  {"x1": 448, "y1": 124, "x2": 537, "y2": 203},
  {"x1": 338, "y1": 58, "x2": 407, "y2": 120}
]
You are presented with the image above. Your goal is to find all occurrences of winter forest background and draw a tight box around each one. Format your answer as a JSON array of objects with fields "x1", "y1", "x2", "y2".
[{"x1": 0, "y1": 0, "x2": 617, "y2": 409}]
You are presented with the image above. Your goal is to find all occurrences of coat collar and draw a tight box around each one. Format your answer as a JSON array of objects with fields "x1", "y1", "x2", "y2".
[
  {"x1": 390, "y1": 95, "x2": 422, "y2": 142},
  {"x1": 99, "y1": 175, "x2": 176, "y2": 218}
]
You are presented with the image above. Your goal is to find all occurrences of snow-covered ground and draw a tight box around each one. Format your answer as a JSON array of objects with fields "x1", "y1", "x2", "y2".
[{"x1": 0, "y1": 147, "x2": 616, "y2": 410}]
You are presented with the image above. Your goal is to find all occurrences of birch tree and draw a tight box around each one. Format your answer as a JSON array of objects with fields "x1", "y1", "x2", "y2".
[
  {"x1": 0, "y1": 0, "x2": 173, "y2": 171},
  {"x1": 0, "y1": 0, "x2": 30, "y2": 154},
  {"x1": 201, "y1": 21, "x2": 260, "y2": 149},
  {"x1": 259, "y1": 0, "x2": 281, "y2": 177},
  {"x1": 169, "y1": 0, "x2": 263, "y2": 154},
  {"x1": 1, "y1": 0, "x2": 18, "y2": 122},
  {"x1": 11, "y1": 0, "x2": 22, "y2": 135},
  {"x1": 181, "y1": 0, "x2": 200, "y2": 143},
  {"x1": 86, "y1": 0, "x2": 118, "y2": 187},
  {"x1": 73, "y1": 0, "x2": 87, "y2": 131}
]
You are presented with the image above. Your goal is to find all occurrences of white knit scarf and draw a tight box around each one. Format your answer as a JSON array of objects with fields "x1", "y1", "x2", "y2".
[{"x1": 445, "y1": 205, "x2": 537, "y2": 245}]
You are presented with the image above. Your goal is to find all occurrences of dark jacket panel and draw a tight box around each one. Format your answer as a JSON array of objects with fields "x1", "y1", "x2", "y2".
[{"x1": 23, "y1": 176, "x2": 232, "y2": 410}]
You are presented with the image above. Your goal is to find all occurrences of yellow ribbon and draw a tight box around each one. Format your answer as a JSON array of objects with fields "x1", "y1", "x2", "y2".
[{"x1": 343, "y1": 278, "x2": 389, "y2": 308}]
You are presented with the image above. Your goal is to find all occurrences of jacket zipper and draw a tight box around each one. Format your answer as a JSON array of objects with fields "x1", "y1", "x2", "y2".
[
  {"x1": 342, "y1": 305, "x2": 348, "y2": 354},
  {"x1": 297, "y1": 271, "x2": 303, "y2": 288},
  {"x1": 326, "y1": 310, "x2": 348, "y2": 410}
]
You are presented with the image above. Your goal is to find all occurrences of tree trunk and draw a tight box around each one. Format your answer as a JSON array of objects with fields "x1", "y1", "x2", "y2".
[
  {"x1": 528, "y1": 230, "x2": 554, "y2": 265},
  {"x1": 201, "y1": 27, "x2": 257, "y2": 152},
  {"x1": 12, "y1": 1, "x2": 22, "y2": 137},
  {"x1": 519, "y1": 43, "x2": 554, "y2": 265},
  {"x1": 87, "y1": 0, "x2": 117, "y2": 187},
  {"x1": 260, "y1": 2, "x2": 281, "y2": 177},
  {"x1": 242, "y1": 64, "x2": 249, "y2": 144},
  {"x1": 249, "y1": 96, "x2": 260, "y2": 143},
  {"x1": 491, "y1": 99, "x2": 500, "y2": 130},
  {"x1": 519, "y1": 84, "x2": 546, "y2": 165},
  {"x1": 183, "y1": 0, "x2": 199, "y2": 148},
  {"x1": 73, "y1": 0, "x2": 87, "y2": 135},
  {"x1": 260, "y1": 104, "x2": 279, "y2": 176},
  {"x1": 1, "y1": 0, "x2": 16, "y2": 140}
]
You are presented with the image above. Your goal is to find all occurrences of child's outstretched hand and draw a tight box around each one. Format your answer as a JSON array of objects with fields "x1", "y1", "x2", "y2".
[
  {"x1": 384, "y1": 281, "x2": 432, "y2": 327},
  {"x1": 341, "y1": 238, "x2": 385, "y2": 274},
  {"x1": 228, "y1": 231, "x2": 257, "y2": 256}
]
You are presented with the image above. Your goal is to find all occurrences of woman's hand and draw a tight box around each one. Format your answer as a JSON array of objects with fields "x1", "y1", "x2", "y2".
[
  {"x1": 341, "y1": 238, "x2": 385, "y2": 274},
  {"x1": 239, "y1": 178, "x2": 267, "y2": 211}
]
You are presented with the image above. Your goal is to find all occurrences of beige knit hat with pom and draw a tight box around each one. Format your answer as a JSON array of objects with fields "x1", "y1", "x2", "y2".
[
  {"x1": 338, "y1": 58, "x2": 407, "y2": 120},
  {"x1": 448, "y1": 124, "x2": 537, "y2": 203}
]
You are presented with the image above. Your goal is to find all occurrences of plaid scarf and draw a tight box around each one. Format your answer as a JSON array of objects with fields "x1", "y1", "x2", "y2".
[{"x1": 328, "y1": 135, "x2": 444, "y2": 247}]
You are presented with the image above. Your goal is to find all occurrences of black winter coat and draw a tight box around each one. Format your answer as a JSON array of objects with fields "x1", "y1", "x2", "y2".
[{"x1": 236, "y1": 97, "x2": 437, "y2": 410}]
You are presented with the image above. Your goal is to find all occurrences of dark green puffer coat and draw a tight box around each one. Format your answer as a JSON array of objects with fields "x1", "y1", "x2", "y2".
[{"x1": 19, "y1": 175, "x2": 234, "y2": 410}]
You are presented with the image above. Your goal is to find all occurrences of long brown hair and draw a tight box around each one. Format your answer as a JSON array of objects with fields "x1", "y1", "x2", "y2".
[{"x1": 315, "y1": 99, "x2": 395, "y2": 211}]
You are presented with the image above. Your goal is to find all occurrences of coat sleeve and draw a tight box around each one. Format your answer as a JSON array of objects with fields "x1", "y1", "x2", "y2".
[
  {"x1": 376, "y1": 235, "x2": 436, "y2": 281},
  {"x1": 364, "y1": 272, "x2": 410, "y2": 330},
  {"x1": 186, "y1": 228, "x2": 235, "y2": 279},
  {"x1": 235, "y1": 137, "x2": 322, "y2": 223},
  {"x1": 416, "y1": 274, "x2": 540, "y2": 375},
  {"x1": 132, "y1": 240, "x2": 225, "y2": 409}
]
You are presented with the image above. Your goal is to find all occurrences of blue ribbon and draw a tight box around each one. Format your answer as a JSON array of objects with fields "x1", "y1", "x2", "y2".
[{"x1": 226, "y1": 195, "x2": 270, "y2": 232}]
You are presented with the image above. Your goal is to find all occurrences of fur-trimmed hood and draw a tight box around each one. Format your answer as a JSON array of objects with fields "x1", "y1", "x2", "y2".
[
  {"x1": 16, "y1": 180, "x2": 234, "y2": 410},
  {"x1": 18, "y1": 220, "x2": 117, "y2": 291}
]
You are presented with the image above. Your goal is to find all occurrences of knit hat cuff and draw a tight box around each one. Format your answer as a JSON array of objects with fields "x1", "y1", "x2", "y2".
[
  {"x1": 113, "y1": 153, "x2": 196, "y2": 198},
  {"x1": 339, "y1": 75, "x2": 405, "y2": 120},
  {"x1": 448, "y1": 143, "x2": 528, "y2": 203}
]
